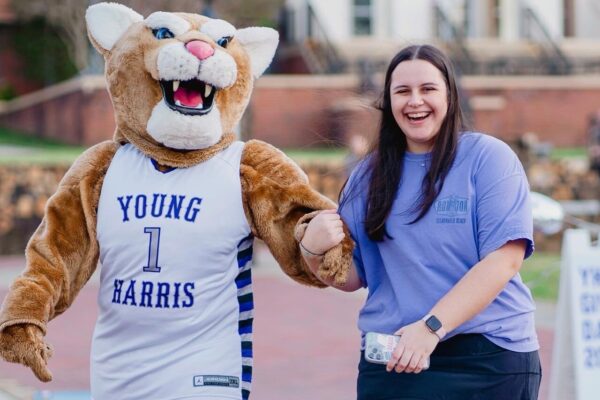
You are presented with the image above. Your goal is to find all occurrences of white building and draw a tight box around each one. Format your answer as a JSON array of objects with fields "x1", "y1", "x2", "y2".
[{"x1": 282, "y1": 0, "x2": 600, "y2": 74}]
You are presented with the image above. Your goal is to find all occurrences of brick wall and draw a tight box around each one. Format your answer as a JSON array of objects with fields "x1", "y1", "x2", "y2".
[
  {"x1": 463, "y1": 76, "x2": 600, "y2": 147},
  {"x1": 248, "y1": 75, "x2": 364, "y2": 147},
  {"x1": 0, "y1": 76, "x2": 115, "y2": 146},
  {"x1": 1, "y1": 74, "x2": 600, "y2": 148},
  {"x1": 0, "y1": 0, "x2": 14, "y2": 22}
]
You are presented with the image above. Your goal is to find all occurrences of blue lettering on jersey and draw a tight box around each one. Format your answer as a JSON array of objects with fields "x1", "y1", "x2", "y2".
[
  {"x1": 112, "y1": 278, "x2": 195, "y2": 308},
  {"x1": 165, "y1": 195, "x2": 185, "y2": 219},
  {"x1": 116, "y1": 194, "x2": 202, "y2": 223},
  {"x1": 117, "y1": 196, "x2": 133, "y2": 221},
  {"x1": 150, "y1": 194, "x2": 167, "y2": 217}
]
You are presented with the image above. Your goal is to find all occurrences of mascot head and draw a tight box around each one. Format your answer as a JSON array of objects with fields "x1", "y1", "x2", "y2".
[{"x1": 86, "y1": 2, "x2": 278, "y2": 166}]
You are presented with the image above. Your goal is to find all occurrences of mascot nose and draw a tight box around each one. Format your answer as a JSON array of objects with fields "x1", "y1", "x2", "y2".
[{"x1": 185, "y1": 40, "x2": 215, "y2": 60}]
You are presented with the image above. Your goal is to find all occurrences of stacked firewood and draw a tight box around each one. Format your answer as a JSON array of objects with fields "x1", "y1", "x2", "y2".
[
  {"x1": 1, "y1": 151, "x2": 599, "y2": 254},
  {"x1": 527, "y1": 159, "x2": 600, "y2": 201},
  {"x1": 0, "y1": 165, "x2": 68, "y2": 253}
]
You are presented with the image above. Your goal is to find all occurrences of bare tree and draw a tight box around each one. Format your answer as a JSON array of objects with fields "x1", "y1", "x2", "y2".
[
  {"x1": 114, "y1": 0, "x2": 203, "y2": 16},
  {"x1": 10, "y1": 0, "x2": 282, "y2": 72},
  {"x1": 11, "y1": 0, "x2": 87, "y2": 69},
  {"x1": 119, "y1": 0, "x2": 285, "y2": 28},
  {"x1": 213, "y1": 0, "x2": 284, "y2": 28}
]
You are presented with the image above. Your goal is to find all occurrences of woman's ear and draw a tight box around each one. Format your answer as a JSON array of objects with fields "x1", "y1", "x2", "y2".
[{"x1": 86, "y1": 2, "x2": 143, "y2": 56}]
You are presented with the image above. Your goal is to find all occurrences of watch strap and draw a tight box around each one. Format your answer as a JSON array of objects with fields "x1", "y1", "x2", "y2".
[{"x1": 422, "y1": 314, "x2": 446, "y2": 340}]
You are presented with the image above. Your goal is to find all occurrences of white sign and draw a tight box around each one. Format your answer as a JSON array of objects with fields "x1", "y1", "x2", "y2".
[{"x1": 550, "y1": 229, "x2": 600, "y2": 400}]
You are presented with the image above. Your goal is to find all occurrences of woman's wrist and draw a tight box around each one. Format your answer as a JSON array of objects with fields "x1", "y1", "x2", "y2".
[
  {"x1": 299, "y1": 240, "x2": 325, "y2": 258},
  {"x1": 299, "y1": 240, "x2": 325, "y2": 279}
]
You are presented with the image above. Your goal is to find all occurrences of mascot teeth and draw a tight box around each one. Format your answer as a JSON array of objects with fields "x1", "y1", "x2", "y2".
[{"x1": 159, "y1": 79, "x2": 216, "y2": 116}]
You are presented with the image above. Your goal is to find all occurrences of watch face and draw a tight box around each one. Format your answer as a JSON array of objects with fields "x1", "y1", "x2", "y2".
[{"x1": 426, "y1": 315, "x2": 442, "y2": 332}]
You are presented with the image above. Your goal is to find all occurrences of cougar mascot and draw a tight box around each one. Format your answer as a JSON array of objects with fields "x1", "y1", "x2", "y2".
[{"x1": 0, "y1": 3, "x2": 352, "y2": 399}]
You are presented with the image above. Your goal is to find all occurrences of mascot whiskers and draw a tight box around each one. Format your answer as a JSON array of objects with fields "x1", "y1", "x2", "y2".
[{"x1": 0, "y1": 3, "x2": 352, "y2": 399}]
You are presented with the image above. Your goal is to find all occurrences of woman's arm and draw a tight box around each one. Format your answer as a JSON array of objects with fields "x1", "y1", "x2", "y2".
[
  {"x1": 300, "y1": 210, "x2": 363, "y2": 292},
  {"x1": 387, "y1": 239, "x2": 527, "y2": 374},
  {"x1": 427, "y1": 239, "x2": 527, "y2": 333}
]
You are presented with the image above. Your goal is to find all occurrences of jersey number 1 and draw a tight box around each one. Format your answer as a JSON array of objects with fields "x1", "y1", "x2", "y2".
[{"x1": 143, "y1": 227, "x2": 162, "y2": 272}]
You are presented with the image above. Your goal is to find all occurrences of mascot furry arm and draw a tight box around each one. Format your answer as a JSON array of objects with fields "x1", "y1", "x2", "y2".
[{"x1": 0, "y1": 2, "x2": 352, "y2": 388}]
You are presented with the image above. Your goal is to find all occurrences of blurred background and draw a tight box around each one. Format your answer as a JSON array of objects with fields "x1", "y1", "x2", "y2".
[{"x1": 0, "y1": 0, "x2": 599, "y2": 399}]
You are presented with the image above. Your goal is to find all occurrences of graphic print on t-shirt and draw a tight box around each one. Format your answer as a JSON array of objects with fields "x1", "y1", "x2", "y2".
[{"x1": 434, "y1": 195, "x2": 469, "y2": 224}]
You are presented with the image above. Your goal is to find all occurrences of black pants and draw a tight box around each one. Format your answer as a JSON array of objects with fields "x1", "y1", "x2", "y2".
[{"x1": 357, "y1": 334, "x2": 541, "y2": 400}]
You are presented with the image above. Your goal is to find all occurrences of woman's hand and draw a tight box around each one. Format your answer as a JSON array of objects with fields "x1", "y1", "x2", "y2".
[
  {"x1": 299, "y1": 209, "x2": 363, "y2": 291},
  {"x1": 386, "y1": 320, "x2": 439, "y2": 374},
  {"x1": 300, "y1": 209, "x2": 345, "y2": 260}
]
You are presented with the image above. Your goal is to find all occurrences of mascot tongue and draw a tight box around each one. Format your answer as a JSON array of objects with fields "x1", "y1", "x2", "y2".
[{"x1": 174, "y1": 86, "x2": 203, "y2": 108}]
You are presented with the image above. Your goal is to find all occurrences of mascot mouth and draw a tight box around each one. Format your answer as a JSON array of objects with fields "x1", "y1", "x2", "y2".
[{"x1": 159, "y1": 79, "x2": 216, "y2": 116}]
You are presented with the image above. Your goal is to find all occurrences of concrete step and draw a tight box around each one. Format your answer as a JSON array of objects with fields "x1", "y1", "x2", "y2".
[{"x1": 0, "y1": 379, "x2": 33, "y2": 400}]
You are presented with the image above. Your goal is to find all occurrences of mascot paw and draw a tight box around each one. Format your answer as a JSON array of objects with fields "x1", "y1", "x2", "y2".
[
  {"x1": 318, "y1": 236, "x2": 353, "y2": 286},
  {"x1": 0, "y1": 324, "x2": 53, "y2": 382}
]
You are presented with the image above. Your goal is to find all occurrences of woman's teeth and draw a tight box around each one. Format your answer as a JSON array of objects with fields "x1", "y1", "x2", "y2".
[{"x1": 407, "y1": 112, "x2": 430, "y2": 120}]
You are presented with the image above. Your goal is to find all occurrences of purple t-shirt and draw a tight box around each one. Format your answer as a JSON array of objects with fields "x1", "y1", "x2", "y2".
[{"x1": 340, "y1": 132, "x2": 538, "y2": 352}]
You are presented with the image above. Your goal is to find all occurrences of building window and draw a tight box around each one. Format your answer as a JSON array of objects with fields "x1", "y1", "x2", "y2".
[{"x1": 353, "y1": 0, "x2": 372, "y2": 36}]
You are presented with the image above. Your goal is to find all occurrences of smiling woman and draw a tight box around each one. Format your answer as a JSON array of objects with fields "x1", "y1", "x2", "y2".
[
  {"x1": 298, "y1": 44, "x2": 542, "y2": 400},
  {"x1": 390, "y1": 59, "x2": 448, "y2": 154}
]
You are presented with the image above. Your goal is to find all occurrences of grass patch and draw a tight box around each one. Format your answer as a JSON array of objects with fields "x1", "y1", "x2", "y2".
[
  {"x1": 0, "y1": 127, "x2": 85, "y2": 165},
  {"x1": 0, "y1": 127, "x2": 70, "y2": 148},
  {"x1": 520, "y1": 252, "x2": 561, "y2": 301},
  {"x1": 550, "y1": 147, "x2": 586, "y2": 160},
  {"x1": 0, "y1": 148, "x2": 86, "y2": 165},
  {"x1": 283, "y1": 147, "x2": 348, "y2": 163}
]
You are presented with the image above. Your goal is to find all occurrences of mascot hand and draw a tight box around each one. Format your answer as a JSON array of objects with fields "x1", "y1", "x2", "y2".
[
  {"x1": 319, "y1": 240, "x2": 351, "y2": 286},
  {"x1": 0, "y1": 324, "x2": 53, "y2": 382}
]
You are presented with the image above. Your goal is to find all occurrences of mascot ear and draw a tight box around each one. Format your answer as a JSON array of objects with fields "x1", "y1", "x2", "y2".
[
  {"x1": 236, "y1": 27, "x2": 279, "y2": 79},
  {"x1": 86, "y1": 2, "x2": 143, "y2": 54}
]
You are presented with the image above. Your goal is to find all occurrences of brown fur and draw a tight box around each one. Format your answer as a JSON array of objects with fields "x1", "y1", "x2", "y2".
[
  {"x1": 0, "y1": 141, "x2": 118, "y2": 376},
  {"x1": 98, "y1": 15, "x2": 253, "y2": 168},
  {"x1": 0, "y1": 7, "x2": 353, "y2": 381},
  {"x1": 241, "y1": 140, "x2": 353, "y2": 287}
]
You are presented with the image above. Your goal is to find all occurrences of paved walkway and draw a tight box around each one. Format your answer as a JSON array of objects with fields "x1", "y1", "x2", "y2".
[{"x1": 0, "y1": 246, "x2": 555, "y2": 400}]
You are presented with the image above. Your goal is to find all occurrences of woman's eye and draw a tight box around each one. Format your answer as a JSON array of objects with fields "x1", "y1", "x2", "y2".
[
  {"x1": 217, "y1": 37, "x2": 231, "y2": 48},
  {"x1": 152, "y1": 28, "x2": 175, "y2": 40}
]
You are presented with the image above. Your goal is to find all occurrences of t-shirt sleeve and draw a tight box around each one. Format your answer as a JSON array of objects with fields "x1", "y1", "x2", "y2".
[
  {"x1": 350, "y1": 229, "x2": 367, "y2": 288},
  {"x1": 339, "y1": 163, "x2": 368, "y2": 287},
  {"x1": 475, "y1": 139, "x2": 534, "y2": 260}
]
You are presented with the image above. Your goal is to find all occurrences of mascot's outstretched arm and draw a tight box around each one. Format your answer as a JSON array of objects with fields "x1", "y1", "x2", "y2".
[
  {"x1": 0, "y1": 141, "x2": 118, "y2": 381},
  {"x1": 241, "y1": 141, "x2": 353, "y2": 288}
]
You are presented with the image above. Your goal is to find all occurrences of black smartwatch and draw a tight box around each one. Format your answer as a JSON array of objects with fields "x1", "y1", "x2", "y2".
[{"x1": 422, "y1": 314, "x2": 446, "y2": 340}]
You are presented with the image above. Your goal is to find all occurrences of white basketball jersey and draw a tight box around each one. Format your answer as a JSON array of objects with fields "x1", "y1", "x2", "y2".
[{"x1": 93, "y1": 142, "x2": 254, "y2": 400}]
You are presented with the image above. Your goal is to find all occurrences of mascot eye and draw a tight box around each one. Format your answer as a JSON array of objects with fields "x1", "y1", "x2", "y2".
[
  {"x1": 217, "y1": 36, "x2": 231, "y2": 48},
  {"x1": 153, "y1": 27, "x2": 175, "y2": 40}
]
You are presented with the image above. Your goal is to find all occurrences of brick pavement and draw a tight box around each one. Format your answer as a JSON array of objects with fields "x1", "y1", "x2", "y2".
[{"x1": 0, "y1": 247, "x2": 554, "y2": 400}]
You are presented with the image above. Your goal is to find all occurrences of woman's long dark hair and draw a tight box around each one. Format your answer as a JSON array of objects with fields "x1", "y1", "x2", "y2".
[{"x1": 362, "y1": 45, "x2": 466, "y2": 241}]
